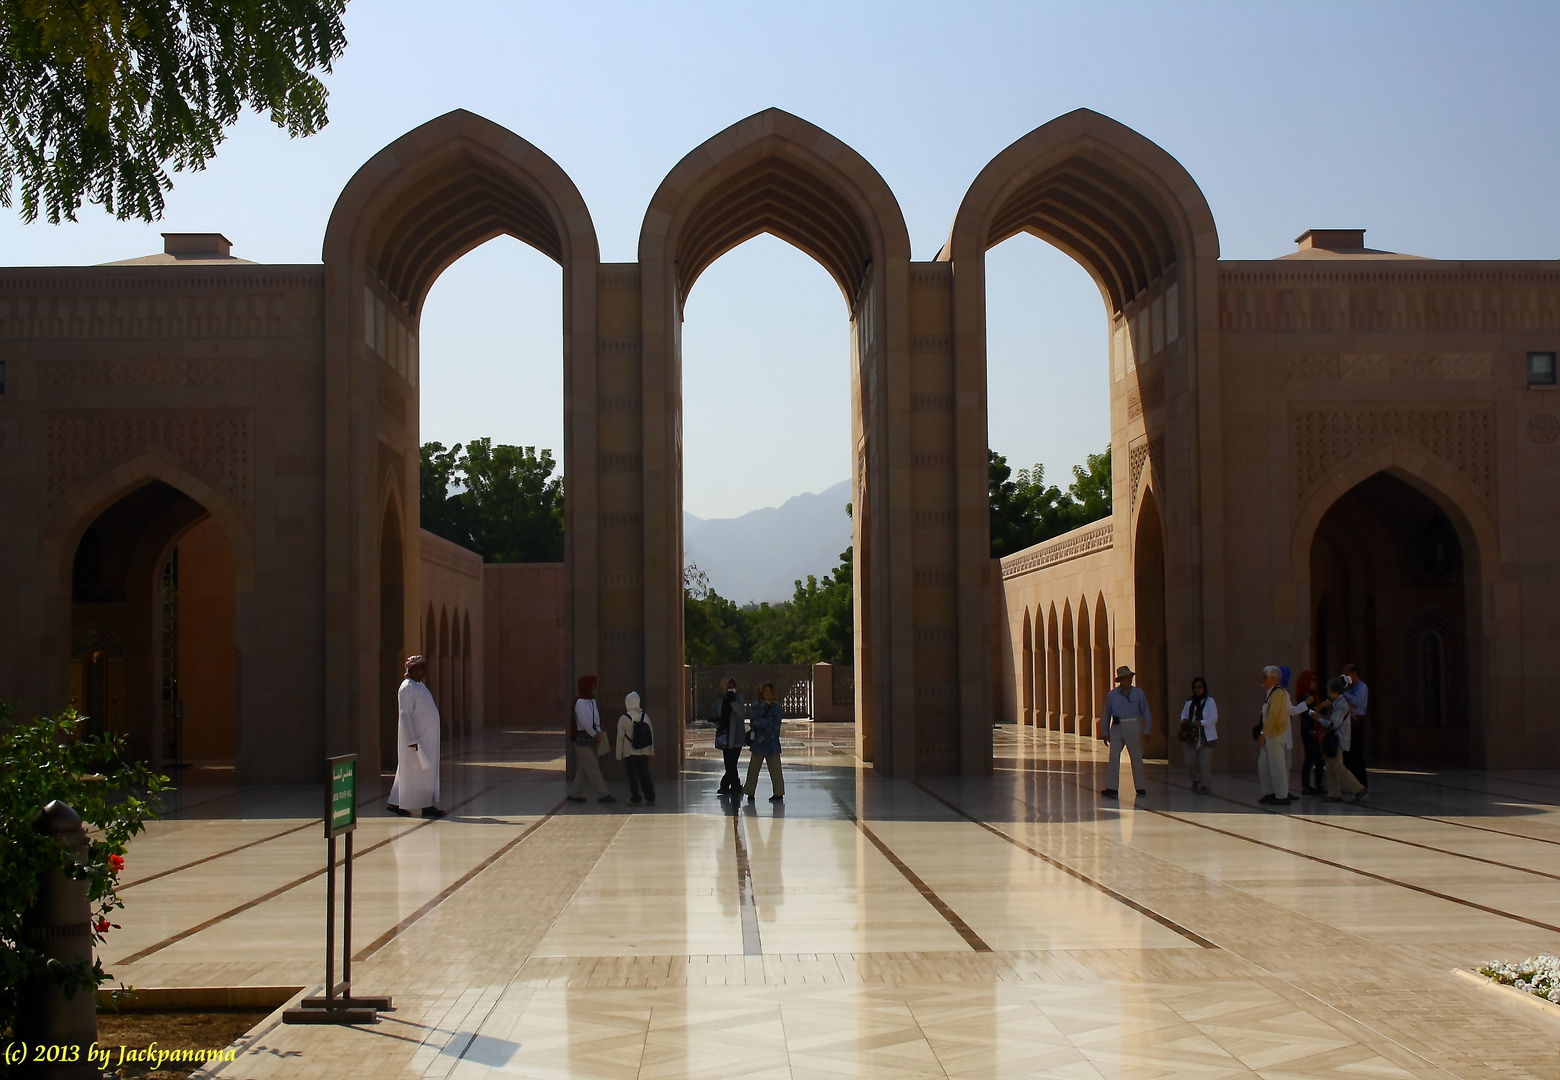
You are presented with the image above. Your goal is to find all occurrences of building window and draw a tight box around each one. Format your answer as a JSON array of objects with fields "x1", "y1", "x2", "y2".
[{"x1": 1530, "y1": 351, "x2": 1558, "y2": 387}]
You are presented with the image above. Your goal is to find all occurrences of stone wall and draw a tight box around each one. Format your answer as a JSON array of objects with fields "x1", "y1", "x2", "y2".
[
  {"x1": 418, "y1": 528, "x2": 484, "y2": 743},
  {"x1": 482, "y1": 563, "x2": 566, "y2": 730}
]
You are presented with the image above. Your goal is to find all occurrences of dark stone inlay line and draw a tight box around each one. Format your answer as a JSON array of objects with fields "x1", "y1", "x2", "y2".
[
  {"x1": 120, "y1": 819, "x2": 320, "y2": 891},
  {"x1": 354, "y1": 797, "x2": 568, "y2": 963},
  {"x1": 1150, "y1": 807, "x2": 1560, "y2": 935},
  {"x1": 731, "y1": 813, "x2": 763, "y2": 957},
  {"x1": 125, "y1": 782, "x2": 436, "y2": 890},
  {"x1": 1146, "y1": 773, "x2": 1560, "y2": 883},
  {"x1": 114, "y1": 785, "x2": 497, "y2": 965},
  {"x1": 912, "y1": 781, "x2": 1219, "y2": 950},
  {"x1": 1381, "y1": 771, "x2": 1560, "y2": 805},
  {"x1": 849, "y1": 813, "x2": 992, "y2": 953}
]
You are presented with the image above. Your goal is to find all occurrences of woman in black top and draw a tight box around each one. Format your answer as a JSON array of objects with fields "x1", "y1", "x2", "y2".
[{"x1": 715, "y1": 678, "x2": 745, "y2": 796}]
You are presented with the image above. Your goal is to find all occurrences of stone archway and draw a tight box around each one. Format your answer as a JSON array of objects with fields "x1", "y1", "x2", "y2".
[
  {"x1": 639, "y1": 108, "x2": 928, "y2": 774},
  {"x1": 322, "y1": 109, "x2": 599, "y2": 766},
  {"x1": 948, "y1": 108, "x2": 1224, "y2": 750},
  {"x1": 1306, "y1": 470, "x2": 1483, "y2": 765}
]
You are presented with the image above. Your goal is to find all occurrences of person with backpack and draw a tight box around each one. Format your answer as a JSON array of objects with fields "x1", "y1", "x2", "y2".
[
  {"x1": 715, "y1": 678, "x2": 746, "y2": 796},
  {"x1": 1177, "y1": 676, "x2": 1218, "y2": 794},
  {"x1": 743, "y1": 682, "x2": 785, "y2": 804},
  {"x1": 1317, "y1": 677, "x2": 1367, "y2": 803},
  {"x1": 616, "y1": 691, "x2": 655, "y2": 806}
]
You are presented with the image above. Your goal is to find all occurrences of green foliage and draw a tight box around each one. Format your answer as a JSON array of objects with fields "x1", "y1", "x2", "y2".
[
  {"x1": 682, "y1": 565, "x2": 743, "y2": 666},
  {"x1": 989, "y1": 446, "x2": 1113, "y2": 558},
  {"x1": 0, "y1": 0, "x2": 348, "y2": 223},
  {"x1": 420, "y1": 439, "x2": 565, "y2": 563},
  {"x1": 683, "y1": 543, "x2": 854, "y2": 667},
  {"x1": 0, "y1": 703, "x2": 168, "y2": 1048}
]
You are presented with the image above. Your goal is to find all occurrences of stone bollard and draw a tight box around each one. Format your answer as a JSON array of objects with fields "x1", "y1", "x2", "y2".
[{"x1": 15, "y1": 801, "x2": 99, "y2": 1079}]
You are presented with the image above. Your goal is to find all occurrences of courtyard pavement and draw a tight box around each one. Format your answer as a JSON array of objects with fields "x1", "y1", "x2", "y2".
[{"x1": 109, "y1": 723, "x2": 1560, "y2": 1079}]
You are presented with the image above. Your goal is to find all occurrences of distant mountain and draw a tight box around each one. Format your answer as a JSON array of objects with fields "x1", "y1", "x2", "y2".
[{"x1": 685, "y1": 480, "x2": 852, "y2": 604}]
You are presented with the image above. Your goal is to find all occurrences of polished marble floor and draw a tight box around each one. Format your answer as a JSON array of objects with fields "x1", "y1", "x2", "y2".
[{"x1": 111, "y1": 724, "x2": 1560, "y2": 1078}]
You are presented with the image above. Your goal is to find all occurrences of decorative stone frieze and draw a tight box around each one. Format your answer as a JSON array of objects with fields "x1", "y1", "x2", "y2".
[
  {"x1": 38, "y1": 358, "x2": 254, "y2": 388},
  {"x1": 46, "y1": 410, "x2": 251, "y2": 505},
  {"x1": 1291, "y1": 408, "x2": 1493, "y2": 498}
]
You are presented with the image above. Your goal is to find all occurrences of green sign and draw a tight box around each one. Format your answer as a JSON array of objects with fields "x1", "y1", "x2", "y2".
[{"x1": 327, "y1": 754, "x2": 357, "y2": 837}]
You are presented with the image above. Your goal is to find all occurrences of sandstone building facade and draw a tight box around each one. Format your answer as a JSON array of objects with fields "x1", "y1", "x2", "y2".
[{"x1": 1, "y1": 108, "x2": 1554, "y2": 781}]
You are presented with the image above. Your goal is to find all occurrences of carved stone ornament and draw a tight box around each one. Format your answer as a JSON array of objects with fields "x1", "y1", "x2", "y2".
[
  {"x1": 1528, "y1": 412, "x2": 1559, "y2": 445},
  {"x1": 1291, "y1": 408, "x2": 1492, "y2": 499},
  {"x1": 47, "y1": 411, "x2": 251, "y2": 505}
]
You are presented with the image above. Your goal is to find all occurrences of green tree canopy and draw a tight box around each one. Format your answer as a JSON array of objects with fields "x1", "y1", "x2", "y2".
[
  {"x1": 989, "y1": 446, "x2": 1112, "y2": 558},
  {"x1": 1, "y1": 0, "x2": 348, "y2": 223},
  {"x1": 419, "y1": 439, "x2": 565, "y2": 563}
]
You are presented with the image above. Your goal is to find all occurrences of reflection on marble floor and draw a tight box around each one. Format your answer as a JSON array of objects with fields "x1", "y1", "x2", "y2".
[{"x1": 112, "y1": 724, "x2": 1560, "y2": 1078}]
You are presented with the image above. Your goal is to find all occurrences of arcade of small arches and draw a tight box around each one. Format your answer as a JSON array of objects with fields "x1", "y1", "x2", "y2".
[
  {"x1": 1017, "y1": 594, "x2": 1114, "y2": 738},
  {"x1": 4, "y1": 105, "x2": 1557, "y2": 785}
]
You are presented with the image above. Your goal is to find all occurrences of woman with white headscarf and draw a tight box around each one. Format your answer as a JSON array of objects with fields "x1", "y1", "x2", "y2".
[{"x1": 616, "y1": 691, "x2": 656, "y2": 806}]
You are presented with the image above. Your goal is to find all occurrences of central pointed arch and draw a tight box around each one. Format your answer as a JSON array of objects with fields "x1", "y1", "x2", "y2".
[{"x1": 637, "y1": 109, "x2": 918, "y2": 772}]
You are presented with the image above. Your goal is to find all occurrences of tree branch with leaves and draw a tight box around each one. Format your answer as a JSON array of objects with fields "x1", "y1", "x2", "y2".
[{"x1": 0, "y1": 0, "x2": 348, "y2": 222}]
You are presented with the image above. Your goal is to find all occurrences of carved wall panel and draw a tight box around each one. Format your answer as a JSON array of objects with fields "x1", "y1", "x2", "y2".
[
  {"x1": 1219, "y1": 272, "x2": 1560, "y2": 334},
  {"x1": 1128, "y1": 437, "x2": 1163, "y2": 509},
  {"x1": 38, "y1": 358, "x2": 255, "y2": 388},
  {"x1": 1285, "y1": 354, "x2": 1494, "y2": 382},
  {"x1": 1290, "y1": 408, "x2": 1493, "y2": 498},
  {"x1": 47, "y1": 411, "x2": 252, "y2": 505},
  {"x1": 1529, "y1": 413, "x2": 1559, "y2": 445},
  {"x1": 0, "y1": 287, "x2": 322, "y2": 340}
]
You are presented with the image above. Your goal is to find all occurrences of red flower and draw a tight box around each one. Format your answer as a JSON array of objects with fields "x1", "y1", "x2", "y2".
[
  {"x1": 107, "y1": 854, "x2": 125, "y2": 875},
  {"x1": 94, "y1": 918, "x2": 111, "y2": 934}
]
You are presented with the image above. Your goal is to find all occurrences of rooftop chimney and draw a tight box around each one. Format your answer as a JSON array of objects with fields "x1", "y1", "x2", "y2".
[
  {"x1": 161, "y1": 233, "x2": 233, "y2": 259},
  {"x1": 1294, "y1": 229, "x2": 1366, "y2": 252}
]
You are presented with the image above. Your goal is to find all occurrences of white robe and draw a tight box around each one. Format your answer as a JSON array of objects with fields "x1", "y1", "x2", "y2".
[{"x1": 388, "y1": 678, "x2": 440, "y2": 809}]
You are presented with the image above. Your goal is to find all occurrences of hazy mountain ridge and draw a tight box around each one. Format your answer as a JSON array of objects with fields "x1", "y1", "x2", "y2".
[{"x1": 685, "y1": 480, "x2": 852, "y2": 604}]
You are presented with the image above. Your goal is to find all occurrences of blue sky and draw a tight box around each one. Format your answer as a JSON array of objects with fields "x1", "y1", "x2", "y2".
[{"x1": 5, "y1": 1, "x2": 1557, "y2": 517}]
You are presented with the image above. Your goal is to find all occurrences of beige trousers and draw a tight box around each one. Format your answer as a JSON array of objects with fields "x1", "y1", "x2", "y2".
[
  {"x1": 1105, "y1": 718, "x2": 1145, "y2": 791},
  {"x1": 1257, "y1": 738, "x2": 1290, "y2": 799},
  {"x1": 568, "y1": 742, "x2": 609, "y2": 798},
  {"x1": 744, "y1": 753, "x2": 784, "y2": 798},
  {"x1": 1325, "y1": 752, "x2": 1364, "y2": 798}
]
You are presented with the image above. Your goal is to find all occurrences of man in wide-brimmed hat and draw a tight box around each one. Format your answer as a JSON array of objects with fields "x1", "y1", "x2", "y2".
[
  {"x1": 1100, "y1": 665, "x2": 1152, "y2": 800},
  {"x1": 387, "y1": 655, "x2": 444, "y2": 818}
]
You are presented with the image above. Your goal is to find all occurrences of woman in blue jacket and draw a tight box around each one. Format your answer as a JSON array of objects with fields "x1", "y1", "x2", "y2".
[{"x1": 743, "y1": 682, "x2": 785, "y2": 804}]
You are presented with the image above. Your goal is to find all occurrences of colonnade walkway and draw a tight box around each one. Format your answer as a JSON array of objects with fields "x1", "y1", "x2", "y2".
[{"x1": 112, "y1": 723, "x2": 1560, "y2": 1078}]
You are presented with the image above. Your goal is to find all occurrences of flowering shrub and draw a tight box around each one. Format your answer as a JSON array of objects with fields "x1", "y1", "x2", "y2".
[
  {"x1": 1478, "y1": 955, "x2": 1560, "y2": 1004},
  {"x1": 0, "y1": 702, "x2": 168, "y2": 1062}
]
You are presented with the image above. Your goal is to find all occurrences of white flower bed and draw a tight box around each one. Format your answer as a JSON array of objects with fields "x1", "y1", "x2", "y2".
[{"x1": 1478, "y1": 955, "x2": 1560, "y2": 1004}]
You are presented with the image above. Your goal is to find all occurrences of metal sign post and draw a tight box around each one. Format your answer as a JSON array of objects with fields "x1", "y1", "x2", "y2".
[{"x1": 284, "y1": 754, "x2": 391, "y2": 1024}]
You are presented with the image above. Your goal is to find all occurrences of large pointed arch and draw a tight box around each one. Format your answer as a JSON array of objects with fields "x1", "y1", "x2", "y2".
[
  {"x1": 637, "y1": 108, "x2": 924, "y2": 774},
  {"x1": 946, "y1": 109, "x2": 1225, "y2": 717},
  {"x1": 321, "y1": 109, "x2": 600, "y2": 771}
]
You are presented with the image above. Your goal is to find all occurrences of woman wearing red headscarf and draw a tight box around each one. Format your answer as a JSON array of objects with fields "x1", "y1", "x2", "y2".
[{"x1": 566, "y1": 675, "x2": 616, "y2": 803}]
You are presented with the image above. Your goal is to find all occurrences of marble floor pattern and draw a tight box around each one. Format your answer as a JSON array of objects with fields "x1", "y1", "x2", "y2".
[{"x1": 108, "y1": 724, "x2": 1560, "y2": 1078}]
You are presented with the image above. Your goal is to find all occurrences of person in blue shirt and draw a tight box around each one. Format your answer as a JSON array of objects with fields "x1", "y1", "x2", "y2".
[
  {"x1": 1100, "y1": 665, "x2": 1152, "y2": 799},
  {"x1": 743, "y1": 682, "x2": 785, "y2": 804},
  {"x1": 1341, "y1": 663, "x2": 1370, "y2": 795}
]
